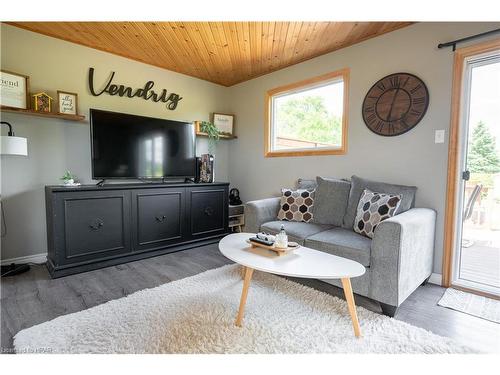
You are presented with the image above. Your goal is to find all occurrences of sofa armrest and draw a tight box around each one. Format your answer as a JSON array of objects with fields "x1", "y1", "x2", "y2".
[
  {"x1": 370, "y1": 208, "x2": 436, "y2": 306},
  {"x1": 244, "y1": 197, "x2": 281, "y2": 233}
]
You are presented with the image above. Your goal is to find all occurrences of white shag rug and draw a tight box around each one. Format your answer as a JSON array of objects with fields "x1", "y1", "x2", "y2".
[
  {"x1": 14, "y1": 264, "x2": 476, "y2": 354},
  {"x1": 438, "y1": 288, "x2": 500, "y2": 323}
]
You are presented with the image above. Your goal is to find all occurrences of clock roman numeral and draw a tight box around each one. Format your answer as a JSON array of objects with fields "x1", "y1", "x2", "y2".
[
  {"x1": 410, "y1": 84, "x2": 422, "y2": 94},
  {"x1": 413, "y1": 97, "x2": 425, "y2": 105},
  {"x1": 388, "y1": 122, "x2": 395, "y2": 134},
  {"x1": 401, "y1": 76, "x2": 410, "y2": 88},
  {"x1": 375, "y1": 121, "x2": 385, "y2": 132},
  {"x1": 364, "y1": 105, "x2": 375, "y2": 113},
  {"x1": 376, "y1": 82, "x2": 386, "y2": 91},
  {"x1": 366, "y1": 113, "x2": 376, "y2": 124},
  {"x1": 389, "y1": 76, "x2": 400, "y2": 88},
  {"x1": 410, "y1": 109, "x2": 422, "y2": 116}
]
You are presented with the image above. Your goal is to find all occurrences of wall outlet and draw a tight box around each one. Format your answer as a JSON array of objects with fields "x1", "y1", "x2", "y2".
[{"x1": 435, "y1": 130, "x2": 445, "y2": 144}]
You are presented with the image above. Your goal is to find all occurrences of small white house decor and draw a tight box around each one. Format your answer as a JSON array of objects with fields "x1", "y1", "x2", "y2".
[
  {"x1": 213, "y1": 113, "x2": 234, "y2": 136},
  {"x1": 57, "y1": 91, "x2": 78, "y2": 115}
]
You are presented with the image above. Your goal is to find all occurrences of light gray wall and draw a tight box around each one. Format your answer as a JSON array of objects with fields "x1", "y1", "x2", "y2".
[
  {"x1": 226, "y1": 22, "x2": 500, "y2": 274},
  {"x1": 0, "y1": 24, "x2": 231, "y2": 260}
]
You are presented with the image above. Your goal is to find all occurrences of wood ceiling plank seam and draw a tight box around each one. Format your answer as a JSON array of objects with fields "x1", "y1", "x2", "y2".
[
  {"x1": 222, "y1": 22, "x2": 242, "y2": 71},
  {"x1": 242, "y1": 22, "x2": 253, "y2": 78},
  {"x1": 307, "y1": 21, "x2": 339, "y2": 59},
  {"x1": 166, "y1": 22, "x2": 213, "y2": 82},
  {"x1": 134, "y1": 22, "x2": 182, "y2": 73},
  {"x1": 107, "y1": 22, "x2": 157, "y2": 63},
  {"x1": 209, "y1": 22, "x2": 235, "y2": 86},
  {"x1": 89, "y1": 22, "x2": 133, "y2": 54},
  {"x1": 276, "y1": 22, "x2": 291, "y2": 71},
  {"x1": 234, "y1": 22, "x2": 250, "y2": 80},
  {"x1": 157, "y1": 22, "x2": 204, "y2": 79},
  {"x1": 196, "y1": 22, "x2": 226, "y2": 84},
  {"x1": 259, "y1": 22, "x2": 270, "y2": 73},
  {"x1": 219, "y1": 22, "x2": 241, "y2": 86},
  {"x1": 181, "y1": 22, "x2": 220, "y2": 83},
  {"x1": 248, "y1": 22, "x2": 258, "y2": 76},
  {"x1": 142, "y1": 22, "x2": 186, "y2": 74},
  {"x1": 290, "y1": 22, "x2": 308, "y2": 63},
  {"x1": 281, "y1": 21, "x2": 296, "y2": 68},
  {"x1": 313, "y1": 22, "x2": 349, "y2": 57},
  {"x1": 291, "y1": 21, "x2": 312, "y2": 65},
  {"x1": 264, "y1": 22, "x2": 276, "y2": 70},
  {"x1": 57, "y1": 22, "x2": 96, "y2": 47},
  {"x1": 269, "y1": 22, "x2": 283, "y2": 71},
  {"x1": 284, "y1": 22, "x2": 302, "y2": 67},
  {"x1": 309, "y1": 22, "x2": 334, "y2": 57}
]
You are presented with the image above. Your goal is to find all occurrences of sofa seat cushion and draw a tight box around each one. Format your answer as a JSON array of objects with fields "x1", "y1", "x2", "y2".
[
  {"x1": 304, "y1": 227, "x2": 372, "y2": 267},
  {"x1": 260, "y1": 221, "x2": 333, "y2": 245}
]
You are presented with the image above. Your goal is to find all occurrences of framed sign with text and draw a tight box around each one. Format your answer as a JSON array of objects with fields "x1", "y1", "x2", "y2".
[
  {"x1": 0, "y1": 70, "x2": 30, "y2": 109},
  {"x1": 57, "y1": 90, "x2": 78, "y2": 115},
  {"x1": 213, "y1": 113, "x2": 234, "y2": 136}
]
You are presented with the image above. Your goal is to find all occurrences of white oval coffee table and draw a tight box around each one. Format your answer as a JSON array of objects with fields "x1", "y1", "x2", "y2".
[{"x1": 219, "y1": 232, "x2": 366, "y2": 337}]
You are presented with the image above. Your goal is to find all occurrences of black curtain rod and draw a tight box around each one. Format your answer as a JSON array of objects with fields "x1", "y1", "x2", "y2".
[{"x1": 438, "y1": 28, "x2": 500, "y2": 51}]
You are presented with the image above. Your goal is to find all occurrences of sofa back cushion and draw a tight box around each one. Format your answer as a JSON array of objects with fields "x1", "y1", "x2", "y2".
[
  {"x1": 343, "y1": 175, "x2": 417, "y2": 229},
  {"x1": 277, "y1": 188, "x2": 315, "y2": 223},
  {"x1": 312, "y1": 177, "x2": 351, "y2": 226},
  {"x1": 297, "y1": 178, "x2": 317, "y2": 190}
]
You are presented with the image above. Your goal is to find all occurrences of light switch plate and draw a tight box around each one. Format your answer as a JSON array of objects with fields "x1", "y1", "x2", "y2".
[{"x1": 435, "y1": 130, "x2": 445, "y2": 144}]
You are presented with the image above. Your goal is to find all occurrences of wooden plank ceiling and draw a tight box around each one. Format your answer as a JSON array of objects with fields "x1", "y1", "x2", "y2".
[{"x1": 8, "y1": 22, "x2": 412, "y2": 86}]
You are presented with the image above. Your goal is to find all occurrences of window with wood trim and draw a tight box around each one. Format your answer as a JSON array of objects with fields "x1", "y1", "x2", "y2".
[{"x1": 265, "y1": 69, "x2": 349, "y2": 157}]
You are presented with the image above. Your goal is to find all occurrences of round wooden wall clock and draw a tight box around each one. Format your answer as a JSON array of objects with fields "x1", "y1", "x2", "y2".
[{"x1": 362, "y1": 73, "x2": 429, "y2": 136}]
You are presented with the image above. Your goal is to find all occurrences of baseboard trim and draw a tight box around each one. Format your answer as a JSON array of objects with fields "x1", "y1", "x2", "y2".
[
  {"x1": 1, "y1": 253, "x2": 47, "y2": 266},
  {"x1": 428, "y1": 273, "x2": 442, "y2": 286}
]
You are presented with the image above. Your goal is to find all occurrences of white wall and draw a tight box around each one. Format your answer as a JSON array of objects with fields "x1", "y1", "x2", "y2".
[
  {"x1": 0, "y1": 24, "x2": 230, "y2": 260},
  {"x1": 226, "y1": 22, "x2": 500, "y2": 274}
]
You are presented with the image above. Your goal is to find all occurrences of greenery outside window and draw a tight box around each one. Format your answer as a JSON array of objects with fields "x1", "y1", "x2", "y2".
[{"x1": 265, "y1": 69, "x2": 349, "y2": 157}]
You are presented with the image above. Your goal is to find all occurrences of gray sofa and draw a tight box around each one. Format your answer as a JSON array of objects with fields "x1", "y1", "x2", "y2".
[{"x1": 244, "y1": 175, "x2": 436, "y2": 317}]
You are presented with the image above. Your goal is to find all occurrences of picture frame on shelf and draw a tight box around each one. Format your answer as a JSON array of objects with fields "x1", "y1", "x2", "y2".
[
  {"x1": 213, "y1": 113, "x2": 234, "y2": 136},
  {"x1": 0, "y1": 70, "x2": 30, "y2": 110},
  {"x1": 57, "y1": 90, "x2": 78, "y2": 115}
]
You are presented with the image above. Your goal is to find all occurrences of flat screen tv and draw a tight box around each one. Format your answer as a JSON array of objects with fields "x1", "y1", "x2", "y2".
[{"x1": 90, "y1": 109, "x2": 196, "y2": 179}]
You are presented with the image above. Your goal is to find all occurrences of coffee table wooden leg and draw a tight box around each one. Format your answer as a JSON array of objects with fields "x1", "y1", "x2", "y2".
[
  {"x1": 240, "y1": 265, "x2": 245, "y2": 279},
  {"x1": 235, "y1": 267, "x2": 254, "y2": 327},
  {"x1": 341, "y1": 277, "x2": 361, "y2": 338}
]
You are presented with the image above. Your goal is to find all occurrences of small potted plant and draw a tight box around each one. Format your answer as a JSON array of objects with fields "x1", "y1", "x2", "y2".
[
  {"x1": 200, "y1": 121, "x2": 220, "y2": 155},
  {"x1": 60, "y1": 170, "x2": 78, "y2": 186}
]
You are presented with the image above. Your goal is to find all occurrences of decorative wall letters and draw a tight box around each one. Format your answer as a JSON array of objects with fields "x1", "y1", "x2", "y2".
[{"x1": 88, "y1": 67, "x2": 183, "y2": 110}]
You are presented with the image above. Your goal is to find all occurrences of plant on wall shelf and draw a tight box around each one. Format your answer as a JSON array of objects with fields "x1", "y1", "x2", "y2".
[{"x1": 200, "y1": 121, "x2": 220, "y2": 155}]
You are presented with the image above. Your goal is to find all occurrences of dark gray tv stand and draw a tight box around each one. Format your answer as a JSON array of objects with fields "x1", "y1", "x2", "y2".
[{"x1": 45, "y1": 182, "x2": 229, "y2": 278}]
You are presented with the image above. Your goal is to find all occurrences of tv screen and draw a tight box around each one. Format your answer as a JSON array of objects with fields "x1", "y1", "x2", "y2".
[{"x1": 90, "y1": 109, "x2": 196, "y2": 179}]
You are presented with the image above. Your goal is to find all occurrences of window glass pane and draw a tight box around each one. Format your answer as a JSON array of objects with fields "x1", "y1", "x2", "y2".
[{"x1": 272, "y1": 80, "x2": 344, "y2": 151}]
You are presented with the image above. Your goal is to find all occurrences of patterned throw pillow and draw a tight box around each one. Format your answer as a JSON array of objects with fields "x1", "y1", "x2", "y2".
[
  {"x1": 277, "y1": 189, "x2": 315, "y2": 223},
  {"x1": 354, "y1": 189, "x2": 402, "y2": 238}
]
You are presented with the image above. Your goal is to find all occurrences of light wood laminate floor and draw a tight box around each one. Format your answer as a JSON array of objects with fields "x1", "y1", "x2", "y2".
[{"x1": 2, "y1": 243, "x2": 499, "y2": 353}]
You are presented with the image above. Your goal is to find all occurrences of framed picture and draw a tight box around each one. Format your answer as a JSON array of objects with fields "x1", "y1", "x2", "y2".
[
  {"x1": 0, "y1": 70, "x2": 30, "y2": 110},
  {"x1": 57, "y1": 91, "x2": 78, "y2": 115},
  {"x1": 213, "y1": 113, "x2": 234, "y2": 136}
]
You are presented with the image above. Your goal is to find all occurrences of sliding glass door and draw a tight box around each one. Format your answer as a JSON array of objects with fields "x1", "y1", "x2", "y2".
[{"x1": 454, "y1": 49, "x2": 500, "y2": 296}]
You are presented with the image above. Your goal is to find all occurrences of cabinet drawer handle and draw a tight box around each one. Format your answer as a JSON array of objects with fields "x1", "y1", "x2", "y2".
[
  {"x1": 204, "y1": 207, "x2": 214, "y2": 216},
  {"x1": 155, "y1": 215, "x2": 167, "y2": 222},
  {"x1": 89, "y1": 220, "x2": 104, "y2": 230}
]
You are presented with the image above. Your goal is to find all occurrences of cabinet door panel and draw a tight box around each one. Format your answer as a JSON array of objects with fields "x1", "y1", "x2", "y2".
[
  {"x1": 55, "y1": 191, "x2": 132, "y2": 264},
  {"x1": 188, "y1": 187, "x2": 228, "y2": 237},
  {"x1": 132, "y1": 189, "x2": 185, "y2": 251}
]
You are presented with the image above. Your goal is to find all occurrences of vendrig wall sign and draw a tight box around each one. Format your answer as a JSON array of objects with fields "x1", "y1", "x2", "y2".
[{"x1": 88, "y1": 67, "x2": 183, "y2": 110}]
